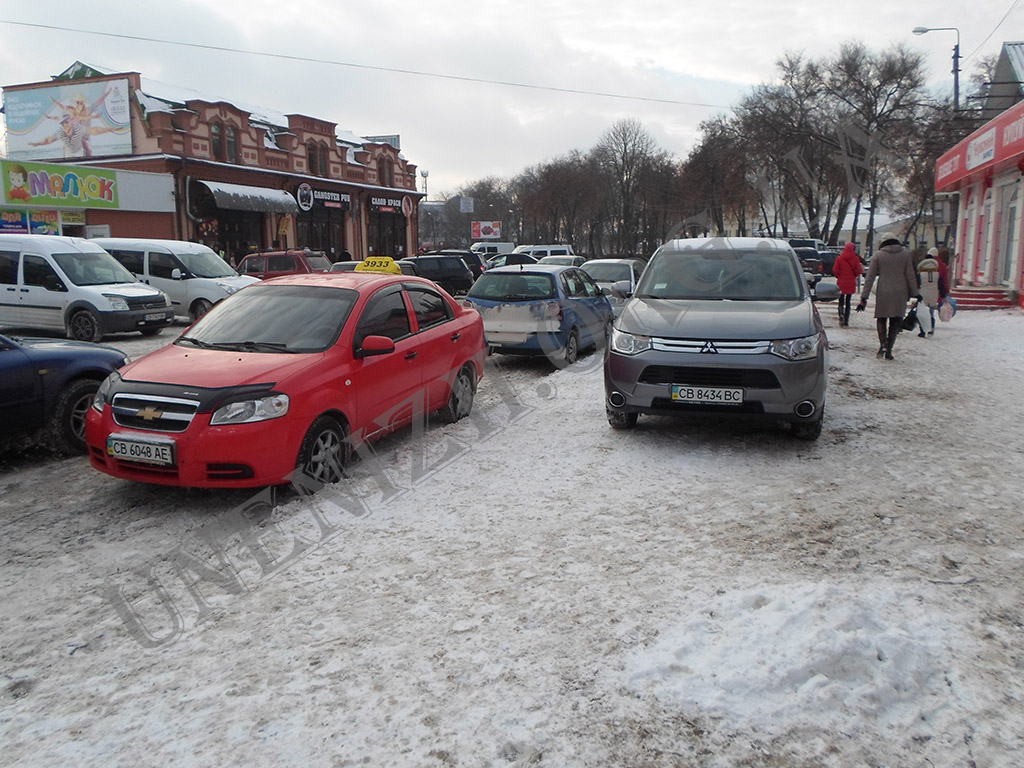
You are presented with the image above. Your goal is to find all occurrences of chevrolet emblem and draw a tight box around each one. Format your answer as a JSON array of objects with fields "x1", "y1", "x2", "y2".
[{"x1": 136, "y1": 406, "x2": 164, "y2": 420}]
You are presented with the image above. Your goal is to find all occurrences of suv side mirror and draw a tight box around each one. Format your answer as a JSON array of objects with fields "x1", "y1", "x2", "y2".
[
  {"x1": 171, "y1": 268, "x2": 183, "y2": 280},
  {"x1": 813, "y1": 283, "x2": 840, "y2": 302},
  {"x1": 610, "y1": 280, "x2": 633, "y2": 299}
]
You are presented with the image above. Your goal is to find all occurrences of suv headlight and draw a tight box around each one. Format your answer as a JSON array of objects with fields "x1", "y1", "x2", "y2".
[
  {"x1": 216, "y1": 282, "x2": 239, "y2": 295},
  {"x1": 92, "y1": 371, "x2": 121, "y2": 412},
  {"x1": 770, "y1": 334, "x2": 820, "y2": 361},
  {"x1": 210, "y1": 393, "x2": 290, "y2": 425},
  {"x1": 103, "y1": 294, "x2": 129, "y2": 311},
  {"x1": 610, "y1": 328, "x2": 652, "y2": 355}
]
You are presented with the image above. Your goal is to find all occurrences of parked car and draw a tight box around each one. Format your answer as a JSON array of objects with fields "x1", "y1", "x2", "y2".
[
  {"x1": 92, "y1": 237, "x2": 259, "y2": 321},
  {"x1": 237, "y1": 248, "x2": 332, "y2": 280},
  {"x1": 0, "y1": 234, "x2": 174, "y2": 342},
  {"x1": 463, "y1": 265, "x2": 613, "y2": 367},
  {"x1": 581, "y1": 258, "x2": 646, "y2": 317},
  {"x1": 406, "y1": 254, "x2": 474, "y2": 294},
  {"x1": 394, "y1": 259, "x2": 423, "y2": 276},
  {"x1": 426, "y1": 249, "x2": 487, "y2": 279},
  {"x1": 788, "y1": 237, "x2": 828, "y2": 253},
  {"x1": 512, "y1": 244, "x2": 577, "y2": 259},
  {"x1": 792, "y1": 247, "x2": 824, "y2": 281},
  {"x1": 86, "y1": 272, "x2": 486, "y2": 488},
  {"x1": 469, "y1": 241, "x2": 516, "y2": 258},
  {"x1": 1, "y1": 332, "x2": 128, "y2": 454},
  {"x1": 485, "y1": 252, "x2": 538, "y2": 270},
  {"x1": 604, "y1": 237, "x2": 839, "y2": 440},
  {"x1": 538, "y1": 255, "x2": 587, "y2": 267},
  {"x1": 817, "y1": 249, "x2": 838, "y2": 276}
]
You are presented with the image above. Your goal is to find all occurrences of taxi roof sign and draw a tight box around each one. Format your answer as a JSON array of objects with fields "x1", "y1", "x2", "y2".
[{"x1": 354, "y1": 256, "x2": 402, "y2": 275}]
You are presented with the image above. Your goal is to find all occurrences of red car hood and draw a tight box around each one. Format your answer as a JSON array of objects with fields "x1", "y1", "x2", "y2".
[{"x1": 120, "y1": 344, "x2": 324, "y2": 388}]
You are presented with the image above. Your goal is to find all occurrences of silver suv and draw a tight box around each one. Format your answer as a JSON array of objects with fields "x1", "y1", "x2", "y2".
[{"x1": 604, "y1": 237, "x2": 838, "y2": 440}]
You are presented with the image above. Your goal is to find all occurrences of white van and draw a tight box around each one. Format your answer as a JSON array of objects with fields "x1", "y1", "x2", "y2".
[
  {"x1": 512, "y1": 244, "x2": 577, "y2": 258},
  {"x1": 91, "y1": 238, "x2": 260, "y2": 321},
  {"x1": 470, "y1": 241, "x2": 516, "y2": 257},
  {"x1": 0, "y1": 234, "x2": 173, "y2": 342}
]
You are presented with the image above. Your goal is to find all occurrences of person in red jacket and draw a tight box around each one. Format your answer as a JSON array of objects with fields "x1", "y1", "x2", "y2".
[{"x1": 831, "y1": 242, "x2": 864, "y2": 327}]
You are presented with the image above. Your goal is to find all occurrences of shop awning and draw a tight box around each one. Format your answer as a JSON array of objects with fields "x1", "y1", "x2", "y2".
[{"x1": 196, "y1": 180, "x2": 299, "y2": 213}]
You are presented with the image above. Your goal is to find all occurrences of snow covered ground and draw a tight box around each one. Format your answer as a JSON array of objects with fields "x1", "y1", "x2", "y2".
[{"x1": 2, "y1": 303, "x2": 1023, "y2": 767}]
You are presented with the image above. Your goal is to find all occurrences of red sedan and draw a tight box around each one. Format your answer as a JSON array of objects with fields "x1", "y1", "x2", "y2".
[{"x1": 86, "y1": 271, "x2": 485, "y2": 488}]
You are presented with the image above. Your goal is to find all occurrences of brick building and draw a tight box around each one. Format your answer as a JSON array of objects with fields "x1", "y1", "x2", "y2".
[{"x1": 1, "y1": 61, "x2": 421, "y2": 261}]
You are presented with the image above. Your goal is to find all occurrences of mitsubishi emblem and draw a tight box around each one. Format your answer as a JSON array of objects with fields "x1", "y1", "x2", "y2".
[{"x1": 699, "y1": 341, "x2": 718, "y2": 354}]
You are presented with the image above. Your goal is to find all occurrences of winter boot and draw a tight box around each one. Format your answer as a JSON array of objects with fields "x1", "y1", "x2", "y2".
[
  {"x1": 876, "y1": 320, "x2": 887, "y2": 358},
  {"x1": 885, "y1": 320, "x2": 900, "y2": 360}
]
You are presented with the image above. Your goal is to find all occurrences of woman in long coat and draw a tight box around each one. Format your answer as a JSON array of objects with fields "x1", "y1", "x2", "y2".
[{"x1": 856, "y1": 235, "x2": 918, "y2": 360}]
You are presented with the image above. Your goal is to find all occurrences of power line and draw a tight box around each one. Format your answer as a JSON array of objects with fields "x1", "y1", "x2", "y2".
[
  {"x1": 0, "y1": 19, "x2": 730, "y2": 110},
  {"x1": 963, "y1": 0, "x2": 1022, "y2": 62}
]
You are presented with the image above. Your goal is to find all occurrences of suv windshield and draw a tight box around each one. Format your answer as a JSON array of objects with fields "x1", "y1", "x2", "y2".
[
  {"x1": 179, "y1": 284, "x2": 358, "y2": 353},
  {"x1": 52, "y1": 251, "x2": 138, "y2": 286},
  {"x1": 176, "y1": 249, "x2": 237, "y2": 278},
  {"x1": 306, "y1": 254, "x2": 331, "y2": 270},
  {"x1": 467, "y1": 272, "x2": 556, "y2": 300},
  {"x1": 636, "y1": 249, "x2": 803, "y2": 301}
]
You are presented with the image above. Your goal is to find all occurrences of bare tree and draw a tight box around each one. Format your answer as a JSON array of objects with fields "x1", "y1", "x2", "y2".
[{"x1": 592, "y1": 118, "x2": 663, "y2": 253}]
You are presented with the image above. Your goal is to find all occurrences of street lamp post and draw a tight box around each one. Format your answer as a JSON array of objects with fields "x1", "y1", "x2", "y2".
[
  {"x1": 420, "y1": 169, "x2": 429, "y2": 200},
  {"x1": 912, "y1": 26, "x2": 961, "y2": 111}
]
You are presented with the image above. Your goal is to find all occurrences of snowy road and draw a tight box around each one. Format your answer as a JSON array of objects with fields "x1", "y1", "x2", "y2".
[{"x1": 2, "y1": 308, "x2": 1023, "y2": 767}]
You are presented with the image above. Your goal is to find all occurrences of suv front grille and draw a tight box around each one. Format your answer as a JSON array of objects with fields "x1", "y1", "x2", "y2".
[
  {"x1": 639, "y1": 365, "x2": 780, "y2": 389},
  {"x1": 111, "y1": 394, "x2": 200, "y2": 432}
]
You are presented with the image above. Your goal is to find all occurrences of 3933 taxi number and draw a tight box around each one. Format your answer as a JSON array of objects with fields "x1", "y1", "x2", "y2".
[{"x1": 354, "y1": 257, "x2": 401, "y2": 274}]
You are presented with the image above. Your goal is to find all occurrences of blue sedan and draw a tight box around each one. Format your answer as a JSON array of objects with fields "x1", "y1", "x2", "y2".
[
  {"x1": 464, "y1": 265, "x2": 613, "y2": 367},
  {"x1": 1, "y1": 333, "x2": 128, "y2": 454}
]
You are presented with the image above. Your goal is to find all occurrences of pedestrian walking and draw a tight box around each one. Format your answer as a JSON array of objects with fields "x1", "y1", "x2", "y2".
[
  {"x1": 832, "y1": 242, "x2": 863, "y2": 327},
  {"x1": 914, "y1": 248, "x2": 942, "y2": 337},
  {"x1": 856, "y1": 235, "x2": 918, "y2": 360}
]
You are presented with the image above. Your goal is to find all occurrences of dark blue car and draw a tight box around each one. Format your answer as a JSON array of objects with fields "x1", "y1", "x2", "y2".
[
  {"x1": 0, "y1": 333, "x2": 128, "y2": 454},
  {"x1": 464, "y1": 265, "x2": 613, "y2": 367}
]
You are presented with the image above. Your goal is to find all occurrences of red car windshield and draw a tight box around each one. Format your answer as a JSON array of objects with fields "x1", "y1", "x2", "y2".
[{"x1": 178, "y1": 284, "x2": 358, "y2": 353}]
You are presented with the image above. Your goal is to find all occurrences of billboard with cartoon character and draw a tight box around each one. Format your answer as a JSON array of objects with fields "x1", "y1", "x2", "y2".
[{"x1": 3, "y1": 79, "x2": 132, "y2": 161}]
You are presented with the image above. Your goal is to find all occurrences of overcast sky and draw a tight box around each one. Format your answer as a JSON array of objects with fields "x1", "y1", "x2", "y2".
[{"x1": 0, "y1": 0, "x2": 1018, "y2": 195}]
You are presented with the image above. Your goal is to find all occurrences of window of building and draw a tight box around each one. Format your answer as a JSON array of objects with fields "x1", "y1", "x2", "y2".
[
  {"x1": 318, "y1": 144, "x2": 329, "y2": 177},
  {"x1": 308, "y1": 141, "x2": 319, "y2": 175},
  {"x1": 211, "y1": 122, "x2": 223, "y2": 160},
  {"x1": 225, "y1": 125, "x2": 238, "y2": 163}
]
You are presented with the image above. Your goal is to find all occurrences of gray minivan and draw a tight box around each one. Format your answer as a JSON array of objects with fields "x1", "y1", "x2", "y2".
[
  {"x1": 604, "y1": 237, "x2": 839, "y2": 440},
  {"x1": 0, "y1": 234, "x2": 173, "y2": 342},
  {"x1": 92, "y1": 238, "x2": 259, "y2": 321}
]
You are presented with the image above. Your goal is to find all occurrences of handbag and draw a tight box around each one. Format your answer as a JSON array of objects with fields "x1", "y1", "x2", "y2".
[
  {"x1": 939, "y1": 299, "x2": 954, "y2": 322},
  {"x1": 901, "y1": 304, "x2": 918, "y2": 331}
]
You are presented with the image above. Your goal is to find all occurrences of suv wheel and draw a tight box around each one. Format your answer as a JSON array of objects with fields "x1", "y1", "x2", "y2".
[
  {"x1": 792, "y1": 412, "x2": 823, "y2": 441},
  {"x1": 606, "y1": 409, "x2": 638, "y2": 430}
]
